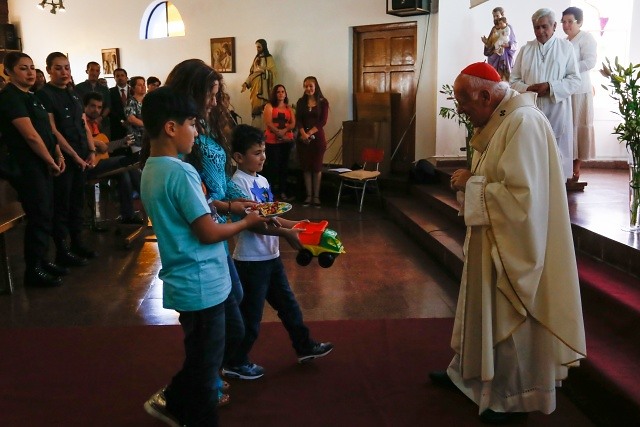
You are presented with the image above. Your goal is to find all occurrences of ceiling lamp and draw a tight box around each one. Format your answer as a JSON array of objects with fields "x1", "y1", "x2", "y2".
[{"x1": 37, "y1": 0, "x2": 66, "y2": 14}]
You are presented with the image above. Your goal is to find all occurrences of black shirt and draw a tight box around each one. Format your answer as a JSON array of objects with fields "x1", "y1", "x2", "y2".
[
  {"x1": 0, "y1": 83, "x2": 57, "y2": 158},
  {"x1": 37, "y1": 83, "x2": 88, "y2": 155}
]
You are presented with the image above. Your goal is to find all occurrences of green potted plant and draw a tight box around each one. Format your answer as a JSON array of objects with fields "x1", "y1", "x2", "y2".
[
  {"x1": 600, "y1": 57, "x2": 640, "y2": 231},
  {"x1": 439, "y1": 84, "x2": 474, "y2": 168}
]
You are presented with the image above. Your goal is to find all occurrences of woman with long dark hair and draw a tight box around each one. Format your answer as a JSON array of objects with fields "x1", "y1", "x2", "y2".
[
  {"x1": 163, "y1": 58, "x2": 254, "y2": 406},
  {"x1": 295, "y1": 76, "x2": 329, "y2": 207},
  {"x1": 0, "y1": 52, "x2": 65, "y2": 287}
]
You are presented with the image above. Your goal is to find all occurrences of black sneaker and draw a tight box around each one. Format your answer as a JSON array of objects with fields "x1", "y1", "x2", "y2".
[
  {"x1": 143, "y1": 388, "x2": 184, "y2": 427},
  {"x1": 41, "y1": 261, "x2": 69, "y2": 277},
  {"x1": 56, "y1": 250, "x2": 89, "y2": 267},
  {"x1": 297, "y1": 342, "x2": 334, "y2": 363},
  {"x1": 221, "y1": 363, "x2": 265, "y2": 380},
  {"x1": 71, "y1": 243, "x2": 98, "y2": 259},
  {"x1": 24, "y1": 266, "x2": 63, "y2": 288}
]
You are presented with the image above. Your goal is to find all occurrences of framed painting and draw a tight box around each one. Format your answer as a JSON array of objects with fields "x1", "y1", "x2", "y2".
[
  {"x1": 101, "y1": 48, "x2": 120, "y2": 76},
  {"x1": 210, "y1": 37, "x2": 235, "y2": 73}
]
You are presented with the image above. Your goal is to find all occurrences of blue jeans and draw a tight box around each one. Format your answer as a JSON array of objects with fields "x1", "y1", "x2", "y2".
[
  {"x1": 227, "y1": 254, "x2": 243, "y2": 303},
  {"x1": 229, "y1": 257, "x2": 312, "y2": 366},
  {"x1": 165, "y1": 302, "x2": 225, "y2": 426},
  {"x1": 223, "y1": 292, "x2": 244, "y2": 366}
]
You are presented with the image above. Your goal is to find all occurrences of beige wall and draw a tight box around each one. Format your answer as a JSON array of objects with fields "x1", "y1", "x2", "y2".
[{"x1": 8, "y1": 0, "x2": 638, "y2": 162}]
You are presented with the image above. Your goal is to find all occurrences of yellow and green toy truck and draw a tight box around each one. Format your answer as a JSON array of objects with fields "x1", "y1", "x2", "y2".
[{"x1": 293, "y1": 220, "x2": 345, "y2": 268}]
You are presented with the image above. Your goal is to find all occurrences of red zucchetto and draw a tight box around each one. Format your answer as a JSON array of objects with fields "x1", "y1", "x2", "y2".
[{"x1": 460, "y1": 62, "x2": 501, "y2": 82}]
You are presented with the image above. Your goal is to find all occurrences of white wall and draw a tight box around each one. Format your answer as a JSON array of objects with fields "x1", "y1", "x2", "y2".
[{"x1": 8, "y1": 0, "x2": 635, "y2": 162}]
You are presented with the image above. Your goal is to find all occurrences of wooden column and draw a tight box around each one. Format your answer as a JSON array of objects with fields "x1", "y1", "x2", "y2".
[{"x1": 0, "y1": 0, "x2": 8, "y2": 24}]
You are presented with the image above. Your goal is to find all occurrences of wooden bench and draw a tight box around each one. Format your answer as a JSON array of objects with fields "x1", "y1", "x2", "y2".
[
  {"x1": 86, "y1": 163, "x2": 148, "y2": 249},
  {"x1": 0, "y1": 179, "x2": 25, "y2": 294}
]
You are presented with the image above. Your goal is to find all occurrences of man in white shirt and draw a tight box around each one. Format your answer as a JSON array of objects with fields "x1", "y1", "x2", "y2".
[{"x1": 510, "y1": 8, "x2": 581, "y2": 181}]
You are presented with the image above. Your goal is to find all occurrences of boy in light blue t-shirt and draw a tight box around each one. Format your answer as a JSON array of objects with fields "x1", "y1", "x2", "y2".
[
  {"x1": 139, "y1": 88, "x2": 267, "y2": 427},
  {"x1": 222, "y1": 124, "x2": 334, "y2": 381}
]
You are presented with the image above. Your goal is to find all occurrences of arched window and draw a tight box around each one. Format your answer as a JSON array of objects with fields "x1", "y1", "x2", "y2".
[{"x1": 140, "y1": 1, "x2": 185, "y2": 40}]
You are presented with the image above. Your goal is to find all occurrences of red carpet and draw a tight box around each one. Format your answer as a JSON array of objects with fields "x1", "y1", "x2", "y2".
[
  {"x1": 563, "y1": 255, "x2": 640, "y2": 426},
  {"x1": 0, "y1": 319, "x2": 593, "y2": 426}
]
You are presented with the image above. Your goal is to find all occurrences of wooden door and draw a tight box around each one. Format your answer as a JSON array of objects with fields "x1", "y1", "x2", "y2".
[{"x1": 353, "y1": 22, "x2": 417, "y2": 173}]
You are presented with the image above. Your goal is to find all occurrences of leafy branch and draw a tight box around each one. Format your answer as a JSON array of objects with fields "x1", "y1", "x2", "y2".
[
  {"x1": 439, "y1": 84, "x2": 474, "y2": 167},
  {"x1": 600, "y1": 57, "x2": 640, "y2": 162}
]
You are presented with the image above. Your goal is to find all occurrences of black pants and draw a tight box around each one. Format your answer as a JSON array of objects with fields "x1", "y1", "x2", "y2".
[
  {"x1": 229, "y1": 257, "x2": 312, "y2": 366},
  {"x1": 264, "y1": 143, "x2": 292, "y2": 196},
  {"x1": 53, "y1": 155, "x2": 86, "y2": 246},
  {"x1": 13, "y1": 158, "x2": 54, "y2": 268}
]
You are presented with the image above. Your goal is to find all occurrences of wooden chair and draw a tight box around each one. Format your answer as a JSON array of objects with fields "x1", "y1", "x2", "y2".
[{"x1": 335, "y1": 148, "x2": 384, "y2": 213}]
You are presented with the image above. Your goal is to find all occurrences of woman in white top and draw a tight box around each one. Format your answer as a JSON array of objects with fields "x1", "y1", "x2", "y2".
[{"x1": 562, "y1": 6, "x2": 597, "y2": 181}]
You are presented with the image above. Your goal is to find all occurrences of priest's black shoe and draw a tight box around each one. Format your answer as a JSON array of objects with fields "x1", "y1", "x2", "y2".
[
  {"x1": 429, "y1": 371, "x2": 457, "y2": 389},
  {"x1": 42, "y1": 261, "x2": 69, "y2": 277},
  {"x1": 480, "y1": 409, "x2": 528, "y2": 425},
  {"x1": 24, "y1": 267, "x2": 63, "y2": 288},
  {"x1": 56, "y1": 250, "x2": 89, "y2": 267},
  {"x1": 70, "y1": 243, "x2": 98, "y2": 259}
]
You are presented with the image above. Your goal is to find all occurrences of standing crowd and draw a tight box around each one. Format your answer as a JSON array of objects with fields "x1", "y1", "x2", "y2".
[{"x1": 0, "y1": 44, "x2": 333, "y2": 426}]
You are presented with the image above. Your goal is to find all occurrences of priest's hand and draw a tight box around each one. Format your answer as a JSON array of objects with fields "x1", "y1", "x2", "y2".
[
  {"x1": 526, "y1": 82, "x2": 550, "y2": 97},
  {"x1": 450, "y1": 169, "x2": 472, "y2": 192}
]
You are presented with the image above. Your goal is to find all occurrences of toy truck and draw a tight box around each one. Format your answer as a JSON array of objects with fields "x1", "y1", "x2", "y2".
[{"x1": 293, "y1": 220, "x2": 345, "y2": 268}]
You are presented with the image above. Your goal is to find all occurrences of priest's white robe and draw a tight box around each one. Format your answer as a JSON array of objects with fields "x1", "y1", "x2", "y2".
[
  {"x1": 447, "y1": 89, "x2": 586, "y2": 415},
  {"x1": 510, "y1": 35, "x2": 581, "y2": 180}
]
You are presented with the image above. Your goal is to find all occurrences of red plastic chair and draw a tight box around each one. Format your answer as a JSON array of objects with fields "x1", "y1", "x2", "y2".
[{"x1": 336, "y1": 148, "x2": 384, "y2": 212}]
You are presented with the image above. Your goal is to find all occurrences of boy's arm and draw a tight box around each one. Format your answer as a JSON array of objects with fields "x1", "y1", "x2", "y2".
[
  {"x1": 190, "y1": 211, "x2": 267, "y2": 244},
  {"x1": 249, "y1": 218, "x2": 308, "y2": 251}
]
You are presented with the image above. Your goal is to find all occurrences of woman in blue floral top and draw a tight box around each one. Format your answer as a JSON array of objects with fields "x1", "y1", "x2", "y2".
[{"x1": 164, "y1": 59, "x2": 255, "y2": 407}]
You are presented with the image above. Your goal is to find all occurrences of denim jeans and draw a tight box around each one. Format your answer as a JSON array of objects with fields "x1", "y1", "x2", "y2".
[
  {"x1": 227, "y1": 254, "x2": 243, "y2": 303},
  {"x1": 165, "y1": 302, "x2": 225, "y2": 426},
  {"x1": 229, "y1": 256, "x2": 311, "y2": 366},
  {"x1": 223, "y1": 292, "x2": 244, "y2": 366}
]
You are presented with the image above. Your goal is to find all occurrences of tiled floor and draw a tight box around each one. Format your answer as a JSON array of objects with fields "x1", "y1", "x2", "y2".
[
  {"x1": 0, "y1": 167, "x2": 635, "y2": 328},
  {"x1": 0, "y1": 197, "x2": 459, "y2": 328}
]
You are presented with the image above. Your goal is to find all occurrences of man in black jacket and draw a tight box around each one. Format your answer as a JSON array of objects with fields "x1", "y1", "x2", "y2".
[{"x1": 108, "y1": 67, "x2": 129, "y2": 141}]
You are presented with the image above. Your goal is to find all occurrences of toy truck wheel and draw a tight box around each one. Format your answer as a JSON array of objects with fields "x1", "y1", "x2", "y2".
[
  {"x1": 296, "y1": 249, "x2": 314, "y2": 266},
  {"x1": 318, "y1": 252, "x2": 335, "y2": 268}
]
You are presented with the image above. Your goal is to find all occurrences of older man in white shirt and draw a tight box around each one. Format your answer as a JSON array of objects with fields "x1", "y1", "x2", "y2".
[{"x1": 510, "y1": 8, "x2": 581, "y2": 181}]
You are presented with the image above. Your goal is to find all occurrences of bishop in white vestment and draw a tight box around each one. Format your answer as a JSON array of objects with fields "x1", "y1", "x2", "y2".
[{"x1": 437, "y1": 61, "x2": 586, "y2": 423}]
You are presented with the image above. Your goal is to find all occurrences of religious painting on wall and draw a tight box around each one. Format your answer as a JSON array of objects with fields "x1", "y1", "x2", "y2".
[
  {"x1": 211, "y1": 37, "x2": 235, "y2": 73},
  {"x1": 470, "y1": 0, "x2": 489, "y2": 7},
  {"x1": 101, "y1": 48, "x2": 120, "y2": 76}
]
